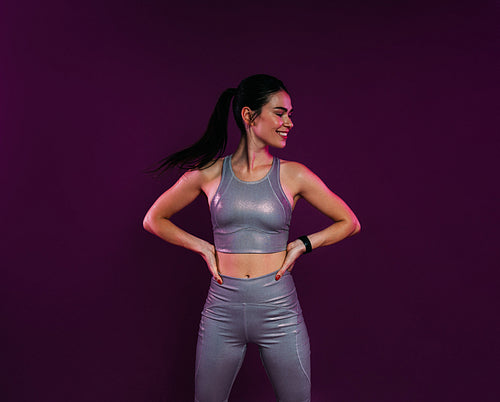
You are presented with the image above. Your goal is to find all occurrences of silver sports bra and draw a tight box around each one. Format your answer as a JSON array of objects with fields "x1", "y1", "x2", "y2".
[{"x1": 210, "y1": 155, "x2": 292, "y2": 254}]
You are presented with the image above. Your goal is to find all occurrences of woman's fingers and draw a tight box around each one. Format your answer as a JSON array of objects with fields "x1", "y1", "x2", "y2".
[
  {"x1": 275, "y1": 240, "x2": 306, "y2": 281},
  {"x1": 213, "y1": 270, "x2": 223, "y2": 284},
  {"x1": 208, "y1": 264, "x2": 222, "y2": 284},
  {"x1": 200, "y1": 244, "x2": 223, "y2": 284},
  {"x1": 275, "y1": 253, "x2": 299, "y2": 281},
  {"x1": 207, "y1": 260, "x2": 223, "y2": 284},
  {"x1": 276, "y1": 259, "x2": 290, "y2": 280},
  {"x1": 275, "y1": 261, "x2": 296, "y2": 280}
]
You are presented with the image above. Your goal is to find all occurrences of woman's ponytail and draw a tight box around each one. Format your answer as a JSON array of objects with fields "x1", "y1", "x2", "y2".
[
  {"x1": 148, "y1": 87, "x2": 237, "y2": 175},
  {"x1": 147, "y1": 74, "x2": 288, "y2": 176}
]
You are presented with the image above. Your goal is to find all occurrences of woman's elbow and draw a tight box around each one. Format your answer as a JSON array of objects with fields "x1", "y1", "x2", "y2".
[
  {"x1": 143, "y1": 214, "x2": 154, "y2": 233},
  {"x1": 349, "y1": 217, "x2": 361, "y2": 236}
]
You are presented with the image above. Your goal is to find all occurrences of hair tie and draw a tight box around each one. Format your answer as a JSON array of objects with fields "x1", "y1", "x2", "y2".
[{"x1": 227, "y1": 87, "x2": 237, "y2": 97}]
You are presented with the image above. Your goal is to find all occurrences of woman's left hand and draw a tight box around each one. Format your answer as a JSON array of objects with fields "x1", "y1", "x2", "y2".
[{"x1": 275, "y1": 239, "x2": 307, "y2": 281}]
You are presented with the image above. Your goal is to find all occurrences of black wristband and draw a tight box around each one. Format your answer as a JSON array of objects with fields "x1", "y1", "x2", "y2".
[{"x1": 298, "y1": 236, "x2": 312, "y2": 254}]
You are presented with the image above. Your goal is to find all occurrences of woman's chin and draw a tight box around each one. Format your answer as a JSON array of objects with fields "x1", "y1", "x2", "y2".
[{"x1": 273, "y1": 139, "x2": 287, "y2": 149}]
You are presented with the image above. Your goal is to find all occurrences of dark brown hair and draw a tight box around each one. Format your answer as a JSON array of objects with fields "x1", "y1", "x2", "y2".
[{"x1": 148, "y1": 74, "x2": 288, "y2": 175}]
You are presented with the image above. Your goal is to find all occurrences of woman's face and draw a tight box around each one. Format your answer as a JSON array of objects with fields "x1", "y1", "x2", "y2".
[{"x1": 247, "y1": 90, "x2": 294, "y2": 149}]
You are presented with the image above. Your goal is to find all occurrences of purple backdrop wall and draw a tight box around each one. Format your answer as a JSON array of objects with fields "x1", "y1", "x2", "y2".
[{"x1": 2, "y1": 1, "x2": 497, "y2": 401}]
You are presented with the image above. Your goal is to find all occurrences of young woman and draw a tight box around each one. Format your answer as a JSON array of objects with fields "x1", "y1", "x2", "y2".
[{"x1": 143, "y1": 74, "x2": 360, "y2": 402}]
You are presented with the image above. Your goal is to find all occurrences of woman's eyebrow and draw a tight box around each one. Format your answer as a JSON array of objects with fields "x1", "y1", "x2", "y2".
[{"x1": 273, "y1": 106, "x2": 294, "y2": 113}]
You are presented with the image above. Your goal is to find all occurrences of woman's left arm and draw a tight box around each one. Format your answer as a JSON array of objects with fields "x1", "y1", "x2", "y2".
[{"x1": 276, "y1": 163, "x2": 361, "y2": 280}]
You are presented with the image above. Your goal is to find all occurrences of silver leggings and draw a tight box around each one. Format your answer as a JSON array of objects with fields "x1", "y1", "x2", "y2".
[{"x1": 195, "y1": 269, "x2": 311, "y2": 402}]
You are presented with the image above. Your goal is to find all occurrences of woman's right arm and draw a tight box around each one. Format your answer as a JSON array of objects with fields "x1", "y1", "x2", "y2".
[{"x1": 143, "y1": 169, "x2": 223, "y2": 283}]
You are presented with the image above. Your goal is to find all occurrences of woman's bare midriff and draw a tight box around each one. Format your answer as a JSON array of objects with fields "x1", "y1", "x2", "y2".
[{"x1": 216, "y1": 251, "x2": 287, "y2": 278}]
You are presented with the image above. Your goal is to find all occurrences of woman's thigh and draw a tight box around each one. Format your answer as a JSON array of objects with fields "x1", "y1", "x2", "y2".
[
  {"x1": 250, "y1": 305, "x2": 311, "y2": 402},
  {"x1": 195, "y1": 306, "x2": 247, "y2": 402}
]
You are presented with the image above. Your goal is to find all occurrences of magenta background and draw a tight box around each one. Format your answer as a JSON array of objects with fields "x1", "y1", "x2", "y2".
[{"x1": 1, "y1": 1, "x2": 498, "y2": 401}]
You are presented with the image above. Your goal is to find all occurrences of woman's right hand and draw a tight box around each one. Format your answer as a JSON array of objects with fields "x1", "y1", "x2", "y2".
[{"x1": 199, "y1": 242, "x2": 223, "y2": 284}]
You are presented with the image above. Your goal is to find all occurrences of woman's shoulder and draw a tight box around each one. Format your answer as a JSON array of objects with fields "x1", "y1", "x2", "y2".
[
  {"x1": 279, "y1": 158, "x2": 312, "y2": 178},
  {"x1": 185, "y1": 157, "x2": 225, "y2": 183}
]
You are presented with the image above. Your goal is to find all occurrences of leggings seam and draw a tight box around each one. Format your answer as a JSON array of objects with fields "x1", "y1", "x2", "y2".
[
  {"x1": 194, "y1": 337, "x2": 201, "y2": 380},
  {"x1": 295, "y1": 317, "x2": 311, "y2": 386}
]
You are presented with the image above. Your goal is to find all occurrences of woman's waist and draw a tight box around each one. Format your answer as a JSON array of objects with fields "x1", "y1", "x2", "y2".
[
  {"x1": 216, "y1": 250, "x2": 286, "y2": 279},
  {"x1": 206, "y1": 267, "x2": 298, "y2": 305}
]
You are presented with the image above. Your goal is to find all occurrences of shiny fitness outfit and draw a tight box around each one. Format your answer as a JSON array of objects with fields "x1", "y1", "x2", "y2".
[{"x1": 195, "y1": 155, "x2": 311, "y2": 402}]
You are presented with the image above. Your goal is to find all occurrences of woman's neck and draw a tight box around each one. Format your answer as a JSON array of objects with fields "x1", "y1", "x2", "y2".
[{"x1": 232, "y1": 136, "x2": 273, "y2": 172}]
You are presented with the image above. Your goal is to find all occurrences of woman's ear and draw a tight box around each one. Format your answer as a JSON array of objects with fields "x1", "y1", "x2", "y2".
[{"x1": 241, "y1": 106, "x2": 254, "y2": 126}]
